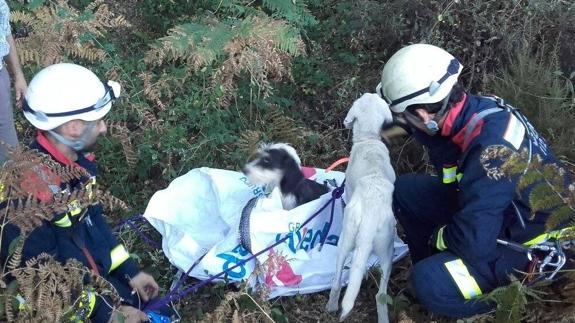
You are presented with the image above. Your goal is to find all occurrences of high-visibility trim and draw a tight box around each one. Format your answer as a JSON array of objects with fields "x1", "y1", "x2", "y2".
[
  {"x1": 523, "y1": 227, "x2": 575, "y2": 246},
  {"x1": 436, "y1": 226, "x2": 447, "y2": 251},
  {"x1": 68, "y1": 200, "x2": 83, "y2": 216},
  {"x1": 503, "y1": 113, "x2": 525, "y2": 150},
  {"x1": 16, "y1": 294, "x2": 28, "y2": 311},
  {"x1": 445, "y1": 259, "x2": 482, "y2": 300},
  {"x1": 109, "y1": 244, "x2": 130, "y2": 272},
  {"x1": 55, "y1": 215, "x2": 72, "y2": 227},
  {"x1": 69, "y1": 289, "x2": 97, "y2": 322},
  {"x1": 54, "y1": 199, "x2": 87, "y2": 228},
  {"x1": 442, "y1": 166, "x2": 457, "y2": 184},
  {"x1": 456, "y1": 173, "x2": 463, "y2": 182}
]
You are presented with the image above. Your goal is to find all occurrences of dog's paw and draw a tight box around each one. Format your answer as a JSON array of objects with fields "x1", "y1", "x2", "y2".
[
  {"x1": 339, "y1": 311, "x2": 351, "y2": 322},
  {"x1": 339, "y1": 302, "x2": 353, "y2": 322}
]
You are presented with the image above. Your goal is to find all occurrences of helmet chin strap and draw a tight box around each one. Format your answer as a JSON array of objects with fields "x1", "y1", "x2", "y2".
[
  {"x1": 47, "y1": 121, "x2": 98, "y2": 152},
  {"x1": 423, "y1": 89, "x2": 454, "y2": 136}
]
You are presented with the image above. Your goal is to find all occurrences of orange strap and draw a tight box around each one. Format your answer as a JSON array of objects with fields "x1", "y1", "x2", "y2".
[
  {"x1": 81, "y1": 247, "x2": 100, "y2": 276},
  {"x1": 325, "y1": 157, "x2": 349, "y2": 172}
]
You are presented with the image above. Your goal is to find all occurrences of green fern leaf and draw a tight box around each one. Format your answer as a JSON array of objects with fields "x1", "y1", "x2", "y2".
[
  {"x1": 147, "y1": 19, "x2": 235, "y2": 67},
  {"x1": 262, "y1": 0, "x2": 317, "y2": 28},
  {"x1": 545, "y1": 205, "x2": 573, "y2": 231},
  {"x1": 517, "y1": 170, "x2": 542, "y2": 191},
  {"x1": 529, "y1": 184, "x2": 562, "y2": 213}
]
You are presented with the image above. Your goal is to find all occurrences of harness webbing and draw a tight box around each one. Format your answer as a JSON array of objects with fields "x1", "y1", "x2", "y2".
[{"x1": 462, "y1": 107, "x2": 502, "y2": 149}]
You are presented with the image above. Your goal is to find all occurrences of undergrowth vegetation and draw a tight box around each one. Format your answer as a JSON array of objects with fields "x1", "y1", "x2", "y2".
[{"x1": 1, "y1": 0, "x2": 574, "y2": 321}]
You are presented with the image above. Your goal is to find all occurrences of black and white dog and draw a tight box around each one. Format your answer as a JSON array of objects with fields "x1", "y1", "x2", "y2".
[{"x1": 242, "y1": 143, "x2": 329, "y2": 210}]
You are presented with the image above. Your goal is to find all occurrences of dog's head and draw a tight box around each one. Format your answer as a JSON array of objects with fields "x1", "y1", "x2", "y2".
[
  {"x1": 242, "y1": 143, "x2": 301, "y2": 187},
  {"x1": 343, "y1": 93, "x2": 393, "y2": 136}
]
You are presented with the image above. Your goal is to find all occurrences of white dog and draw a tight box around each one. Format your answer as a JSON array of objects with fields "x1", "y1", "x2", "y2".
[{"x1": 326, "y1": 93, "x2": 397, "y2": 322}]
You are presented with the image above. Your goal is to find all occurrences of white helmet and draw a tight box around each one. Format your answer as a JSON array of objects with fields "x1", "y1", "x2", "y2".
[
  {"x1": 376, "y1": 44, "x2": 462, "y2": 114},
  {"x1": 23, "y1": 63, "x2": 121, "y2": 130}
]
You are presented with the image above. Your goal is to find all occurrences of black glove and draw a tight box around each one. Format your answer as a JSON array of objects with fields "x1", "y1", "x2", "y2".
[{"x1": 380, "y1": 114, "x2": 411, "y2": 145}]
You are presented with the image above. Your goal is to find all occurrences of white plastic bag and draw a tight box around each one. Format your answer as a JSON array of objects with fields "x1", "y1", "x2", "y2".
[{"x1": 144, "y1": 167, "x2": 408, "y2": 298}]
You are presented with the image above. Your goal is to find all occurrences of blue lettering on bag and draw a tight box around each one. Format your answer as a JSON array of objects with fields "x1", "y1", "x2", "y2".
[
  {"x1": 276, "y1": 221, "x2": 339, "y2": 252},
  {"x1": 216, "y1": 245, "x2": 251, "y2": 279},
  {"x1": 239, "y1": 176, "x2": 265, "y2": 197}
]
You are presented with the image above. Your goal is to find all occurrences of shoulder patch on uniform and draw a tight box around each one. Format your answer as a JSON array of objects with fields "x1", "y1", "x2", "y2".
[{"x1": 503, "y1": 114, "x2": 525, "y2": 150}]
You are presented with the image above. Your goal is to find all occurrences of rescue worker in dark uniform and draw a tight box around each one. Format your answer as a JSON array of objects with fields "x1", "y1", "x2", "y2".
[
  {"x1": 376, "y1": 44, "x2": 572, "y2": 317},
  {"x1": 1, "y1": 63, "x2": 159, "y2": 322}
]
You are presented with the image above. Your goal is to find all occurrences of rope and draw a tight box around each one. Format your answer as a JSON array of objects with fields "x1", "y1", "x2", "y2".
[
  {"x1": 144, "y1": 182, "x2": 345, "y2": 312},
  {"x1": 113, "y1": 214, "x2": 161, "y2": 250}
]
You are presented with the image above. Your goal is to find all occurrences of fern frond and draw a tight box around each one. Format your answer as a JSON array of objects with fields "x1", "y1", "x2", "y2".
[
  {"x1": 145, "y1": 19, "x2": 233, "y2": 68},
  {"x1": 145, "y1": 15, "x2": 304, "y2": 107},
  {"x1": 262, "y1": 0, "x2": 317, "y2": 28},
  {"x1": 129, "y1": 104, "x2": 164, "y2": 133},
  {"x1": 481, "y1": 145, "x2": 575, "y2": 230},
  {"x1": 517, "y1": 170, "x2": 542, "y2": 192},
  {"x1": 6, "y1": 238, "x2": 24, "y2": 271},
  {"x1": 108, "y1": 123, "x2": 138, "y2": 169},
  {"x1": 545, "y1": 206, "x2": 573, "y2": 231},
  {"x1": 529, "y1": 184, "x2": 563, "y2": 214},
  {"x1": 12, "y1": 0, "x2": 129, "y2": 68},
  {"x1": 236, "y1": 130, "x2": 262, "y2": 157},
  {"x1": 99, "y1": 190, "x2": 130, "y2": 212},
  {"x1": 479, "y1": 277, "x2": 543, "y2": 323},
  {"x1": 265, "y1": 108, "x2": 301, "y2": 144},
  {"x1": 7, "y1": 254, "x2": 120, "y2": 321}
]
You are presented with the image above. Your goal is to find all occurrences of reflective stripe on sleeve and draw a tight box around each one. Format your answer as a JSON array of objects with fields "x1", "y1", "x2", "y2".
[
  {"x1": 55, "y1": 215, "x2": 72, "y2": 227},
  {"x1": 54, "y1": 199, "x2": 83, "y2": 228},
  {"x1": 444, "y1": 259, "x2": 482, "y2": 300},
  {"x1": 456, "y1": 173, "x2": 463, "y2": 182},
  {"x1": 69, "y1": 289, "x2": 97, "y2": 322},
  {"x1": 436, "y1": 226, "x2": 447, "y2": 251},
  {"x1": 442, "y1": 166, "x2": 457, "y2": 184},
  {"x1": 86, "y1": 290, "x2": 96, "y2": 318},
  {"x1": 109, "y1": 244, "x2": 130, "y2": 272}
]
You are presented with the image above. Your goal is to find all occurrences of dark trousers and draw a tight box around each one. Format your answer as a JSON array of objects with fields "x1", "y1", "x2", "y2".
[{"x1": 393, "y1": 174, "x2": 529, "y2": 317}]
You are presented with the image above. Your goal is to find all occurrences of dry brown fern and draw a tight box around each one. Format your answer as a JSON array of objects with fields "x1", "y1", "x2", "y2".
[
  {"x1": 236, "y1": 130, "x2": 263, "y2": 159},
  {"x1": 263, "y1": 107, "x2": 302, "y2": 145},
  {"x1": 139, "y1": 72, "x2": 167, "y2": 111},
  {"x1": 213, "y1": 17, "x2": 304, "y2": 107},
  {"x1": 98, "y1": 189, "x2": 130, "y2": 213},
  {"x1": 12, "y1": 0, "x2": 130, "y2": 67},
  {"x1": 138, "y1": 71, "x2": 187, "y2": 111},
  {"x1": 4, "y1": 253, "x2": 120, "y2": 322},
  {"x1": 0, "y1": 146, "x2": 126, "y2": 322},
  {"x1": 0, "y1": 146, "x2": 97, "y2": 235},
  {"x1": 145, "y1": 15, "x2": 304, "y2": 108},
  {"x1": 108, "y1": 122, "x2": 138, "y2": 169},
  {"x1": 129, "y1": 103, "x2": 164, "y2": 133},
  {"x1": 230, "y1": 106, "x2": 305, "y2": 163}
]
